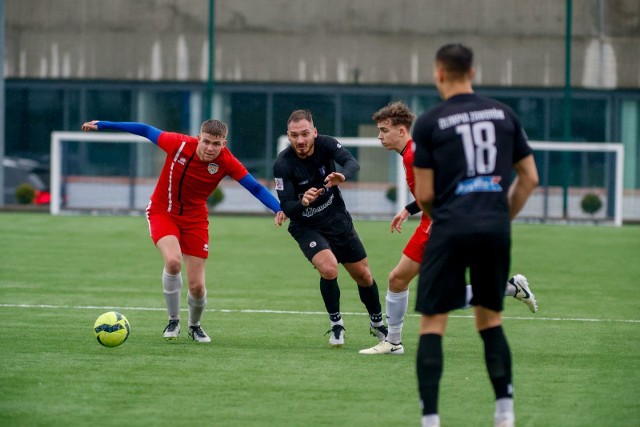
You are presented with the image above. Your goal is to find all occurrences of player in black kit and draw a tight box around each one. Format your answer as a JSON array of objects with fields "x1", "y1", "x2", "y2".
[
  {"x1": 412, "y1": 44, "x2": 539, "y2": 427},
  {"x1": 273, "y1": 109, "x2": 387, "y2": 348}
]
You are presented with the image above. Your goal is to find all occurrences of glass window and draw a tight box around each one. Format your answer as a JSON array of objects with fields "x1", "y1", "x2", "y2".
[
  {"x1": 63, "y1": 89, "x2": 82, "y2": 131},
  {"x1": 137, "y1": 91, "x2": 191, "y2": 133},
  {"x1": 411, "y1": 95, "x2": 441, "y2": 118},
  {"x1": 550, "y1": 97, "x2": 607, "y2": 142},
  {"x1": 494, "y1": 96, "x2": 546, "y2": 141},
  {"x1": 340, "y1": 95, "x2": 391, "y2": 137},
  {"x1": 86, "y1": 90, "x2": 132, "y2": 123},
  {"x1": 5, "y1": 88, "x2": 64, "y2": 158},
  {"x1": 5, "y1": 88, "x2": 28, "y2": 156},
  {"x1": 228, "y1": 92, "x2": 267, "y2": 176}
]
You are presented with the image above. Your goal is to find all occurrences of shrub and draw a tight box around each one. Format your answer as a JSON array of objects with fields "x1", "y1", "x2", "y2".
[
  {"x1": 15, "y1": 183, "x2": 36, "y2": 205},
  {"x1": 207, "y1": 187, "x2": 224, "y2": 209},
  {"x1": 581, "y1": 193, "x2": 602, "y2": 215},
  {"x1": 385, "y1": 186, "x2": 397, "y2": 203}
]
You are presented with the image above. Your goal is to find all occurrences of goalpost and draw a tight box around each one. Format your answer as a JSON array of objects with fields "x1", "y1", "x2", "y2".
[
  {"x1": 50, "y1": 132, "x2": 149, "y2": 215},
  {"x1": 51, "y1": 131, "x2": 624, "y2": 225},
  {"x1": 525, "y1": 141, "x2": 624, "y2": 227}
]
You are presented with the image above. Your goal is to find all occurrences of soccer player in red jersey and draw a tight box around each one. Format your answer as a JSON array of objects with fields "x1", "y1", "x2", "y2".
[
  {"x1": 82, "y1": 119, "x2": 286, "y2": 343},
  {"x1": 359, "y1": 102, "x2": 537, "y2": 356}
]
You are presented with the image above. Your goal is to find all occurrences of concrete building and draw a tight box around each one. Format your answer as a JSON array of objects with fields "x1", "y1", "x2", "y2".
[
  {"x1": 5, "y1": 0, "x2": 640, "y2": 87},
  {"x1": 3, "y1": 0, "x2": 640, "y2": 221}
]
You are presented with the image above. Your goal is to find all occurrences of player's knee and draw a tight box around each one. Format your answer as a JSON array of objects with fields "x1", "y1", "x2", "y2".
[
  {"x1": 318, "y1": 264, "x2": 339, "y2": 279},
  {"x1": 188, "y1": 282, "x2": 206, "y2": 298},
  {"x1": 388, "y1": 269, "x2": 410, "y2": 292},
  {"x1": 353, "y1": 270, "x2": 373, "y2": 286},
  {"x1": 313, "y1": 254, "x2": 339, "y2": 279},
  {"x1": 164, "y1": 257, "x2": 182, "y2": 275}
]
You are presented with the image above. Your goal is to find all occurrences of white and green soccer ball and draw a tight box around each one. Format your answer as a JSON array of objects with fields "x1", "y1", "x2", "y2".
[{"x1": 93, "y1": 311, "x2": 130, "y2": 347}]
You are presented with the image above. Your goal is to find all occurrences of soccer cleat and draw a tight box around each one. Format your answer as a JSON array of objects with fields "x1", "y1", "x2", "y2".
[
  {"x1": 510, "y1": 274, "x2": 538, "y2": 313},
  {"x1": 163, "y1": 319, "x2": 180, "y2": 340},
  {"x1": 369, "y1": 323, "x2": 388, "y2": 342},
  {"x1": 325, "y1": 324, "x2": 345, "y2": 348},
  {"x1": 188, "y1": 325, "x2": 211, "y2": 343},
  {"x1": 359, "y1": 340, "x2": 404, "y2": 355}
]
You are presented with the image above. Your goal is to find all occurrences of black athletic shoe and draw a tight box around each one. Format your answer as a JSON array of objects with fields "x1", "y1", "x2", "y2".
[
  {"x1": 163, "y1": 319, "x2": 180, "y2": 340},
  {"x1": 188, "y1": 325, "x2": 211, "y2": 343}
]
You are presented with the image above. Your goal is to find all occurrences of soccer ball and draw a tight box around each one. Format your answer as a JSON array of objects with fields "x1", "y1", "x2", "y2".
[{"x1": 93, "y1": 311, "x2": 130, "y2": 347}]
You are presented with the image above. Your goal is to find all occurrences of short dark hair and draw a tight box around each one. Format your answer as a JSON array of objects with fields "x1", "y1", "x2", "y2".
[
  {"x1": 435, "y1": 43, "x2": 473, "y2": 78},
  {"x1": 372, "y1": 101, "x2": 415, "y2": 129},
  {"x1": 200, "y1": 119, "x2": 228, "y2": 137},
  {"x1": 287, "y1": 109, "x2": 314, "y2": 126}
]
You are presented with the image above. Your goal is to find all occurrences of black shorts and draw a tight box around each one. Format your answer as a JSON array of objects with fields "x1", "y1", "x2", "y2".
[
  {"x1": 415, "y1": 226, "x2": 510, "y2": 315},
  {"x1": 288, "y1": 220, "x2": 367, "y2": 264}
]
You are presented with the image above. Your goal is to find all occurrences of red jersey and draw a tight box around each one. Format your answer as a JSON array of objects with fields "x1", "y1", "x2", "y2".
[
  {"x1": 403, "y1": 138, "x2": 431, "y2": 232},
  {"x1": 149, "y1": 132, "x2": 248, "y2": 218},
  {"x1": 402, "y1": 140, "x2": 417, "y2": 197}
]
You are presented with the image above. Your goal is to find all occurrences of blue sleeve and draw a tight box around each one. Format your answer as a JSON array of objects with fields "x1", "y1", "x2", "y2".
[
  {"x1": 96, "y1": 121, "x2": 163, "y2": 144},
  {"x1": 238, "y1": 174, "x2": 282, "y2": 214}
]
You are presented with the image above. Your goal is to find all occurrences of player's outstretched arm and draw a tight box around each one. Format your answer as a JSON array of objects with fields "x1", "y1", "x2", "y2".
[
  {"x1": 238, "y1": 174, "x2": 286, "y2": 225},
  {"x1": 81, "y1": 120, "x2": 163, "y2": 144}
]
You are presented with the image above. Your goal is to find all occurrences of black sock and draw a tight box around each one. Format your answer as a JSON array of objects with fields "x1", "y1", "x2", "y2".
[
  {"x1": 357, "y1": 279, "x2": 383, "y2": 322},
  {"x1": 320, "y1": 277, "x2": 341, "y2": 321},
  {"x1": 417, "y1": 333, "x2": 443, "y2": 416},
  {"x1": 480, "y1": 325, "x2": 513, "y2": 399}
]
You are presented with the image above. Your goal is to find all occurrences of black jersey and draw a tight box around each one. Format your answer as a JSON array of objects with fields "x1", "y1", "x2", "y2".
[
  {"x1": 273, "y1": 134, "x2": 360, "y2": 227},
  {"x1": 412, "y1": 93, "x2": 532, "y2": 229}
]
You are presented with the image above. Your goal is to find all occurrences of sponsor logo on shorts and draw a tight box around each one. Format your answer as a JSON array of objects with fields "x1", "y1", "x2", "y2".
[
  {"x1": 203, "y1": 244, "x2": 209, "y2": 252},
  {"x1": 309, "y1": 241, "x2": 317, "y2": 248}
]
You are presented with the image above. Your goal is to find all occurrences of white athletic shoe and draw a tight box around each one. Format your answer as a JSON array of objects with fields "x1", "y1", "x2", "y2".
[
  {"x1": 369, "y1": 324, "x2": 388, "y2": 342},
  {"x1": 188, "y1": 325, "x2": 211, "y2": 343},
  {"x1": 511, "y1": 274, "x2": 538, "y2": 313},
  {"x1": 325, "y1": 324, "x2": 345, "y2": 348},
  {"x1": 359, "y1": 340, "x2": 404, "y2": 355},
  {"x1": 494, "y1": 412, "x2": 515, "y2": 427},
  {"x1": 163, "y1": 319, "x2": 180, "y2": 340}
]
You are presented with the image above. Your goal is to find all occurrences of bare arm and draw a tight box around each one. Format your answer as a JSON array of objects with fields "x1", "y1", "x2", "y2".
[
  {"x1": 413, "y1": 167, "x2": 435, "y2": 217},
  {"x1": 508, "y1": 154, "x2": 539, "y2": 220}
]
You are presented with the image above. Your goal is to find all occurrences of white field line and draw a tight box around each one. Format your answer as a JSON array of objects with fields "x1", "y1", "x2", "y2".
[{"x1": 1, "y1": 303, "x2": 639, "y2": 324}]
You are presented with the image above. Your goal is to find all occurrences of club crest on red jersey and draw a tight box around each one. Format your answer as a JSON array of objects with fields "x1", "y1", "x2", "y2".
[{"x1": 208, "y1": 163, "x2": 219, "y2": 174}]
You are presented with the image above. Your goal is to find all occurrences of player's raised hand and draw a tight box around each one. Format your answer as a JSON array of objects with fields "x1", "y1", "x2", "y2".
[
  {"x1": 391, "y1": 208, "x2": 410, "y2": 233},
  {"x1": 323, "y1": 172, "x2": 345, "y2": 188},
  {"x1": 301, "y1": 187, "x2": 324, "y2": 207},
  {"x1": 81, "y1": 120, "x2": 100, "y2": 132}
]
